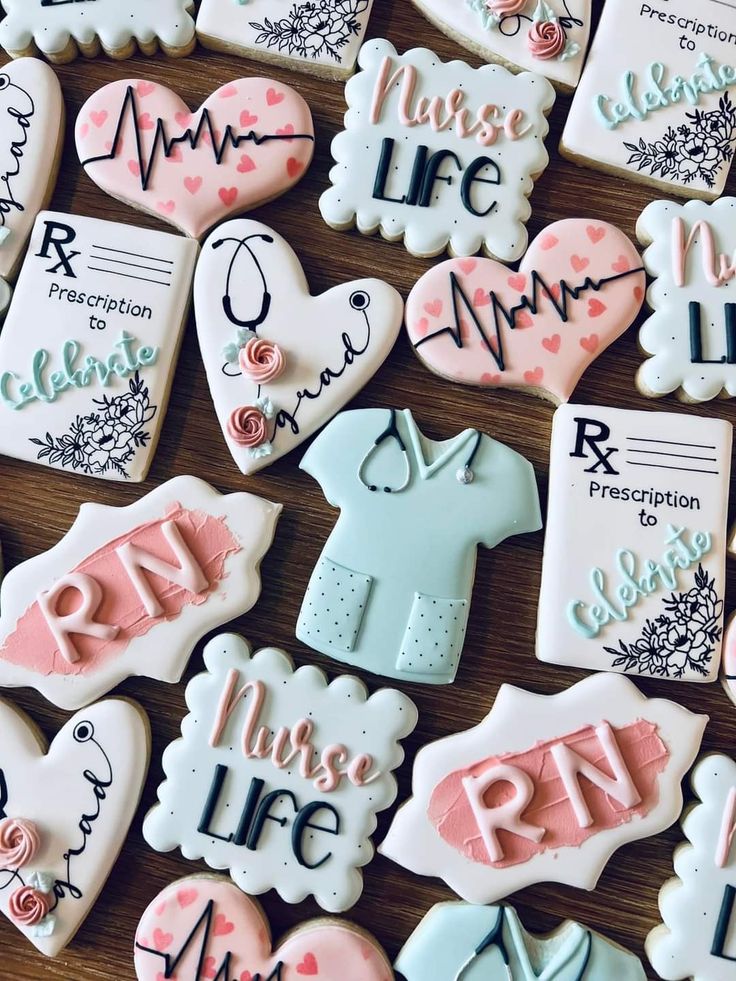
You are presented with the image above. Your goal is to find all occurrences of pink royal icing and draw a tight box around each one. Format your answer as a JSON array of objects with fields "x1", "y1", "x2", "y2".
[
  {"x1": 134, "y1": 876, "x2": 393, "y2": 981},
  {"x1": 0, "y1": 818, "x2": 40, "y2": 868},
  {"x1": 227, "y1": 405, "x2": 269, "y2": 447},
  {"x1": 8, "y1": 886, "x2": 49, "y2": 927},
  {"x1": 488, "y1": 0, "x2": 527, "y2": 12},
  {"x1": 0, "y1": 505, "x2": 240, "y2": 676},
  {"x1": 527, "y1": 19, "x2": 566, "y2": 60},
  {"x1": 428, "y1": 720, "x2": 668, "y2": 867},
  {"x1": 75, "y1": 78, "x2": 315, "y2": 239},
  {"x1": 405, "y1": 219, "x2": 645, "y2": 403},
  {"x1": 238, "y1": 337, "x2": 286, "y2": 384}
]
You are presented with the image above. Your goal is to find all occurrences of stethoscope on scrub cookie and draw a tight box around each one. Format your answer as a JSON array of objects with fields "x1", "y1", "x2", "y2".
[{"x1": 358, "y1": 409, "x2": 482, "y2": 494}]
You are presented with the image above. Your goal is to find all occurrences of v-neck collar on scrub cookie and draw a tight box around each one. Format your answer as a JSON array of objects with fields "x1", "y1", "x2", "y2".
[
  {"x1": 401, "y1": 409, "x2": 478, "y2": 481},
  {"x1": 503, "y1": 907, "x2": 591, "y2": 981}
]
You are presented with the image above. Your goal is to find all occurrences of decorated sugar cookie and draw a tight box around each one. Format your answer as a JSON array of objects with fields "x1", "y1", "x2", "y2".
[
  {"x1": 406, "y1": 219, "x2": 645, "y2": 404},
  {"x1": 412, "y1": 0, "x2": 591, "y2": 92},
  {"x1": 561, "y1": 0, "x2": 736, "y2": 198},
  {"x1": 536, "y1": 405, "x2": 732, "y2": 682},
  {"x1": 646, "y1": 754, "x2": 736, "y2": 980},
  {"x1": 0, "y1": 697, "x2": 149, "y2": 957},
  {"x1": 143, "y1": 633, "x2": 417, "y2": 913},
  {"x1": 296, "y1": 408, "x2": 542, "y2": 685},
  {"x1": 0, "y1": 212, "x2": 198, "y2": 481},
  {"x1": 75, "y1": 78, "x2": 315, "y2": 240},
  {"x1": 380, "y1": 672, "x2": 707, "y2": 904},
  {"x1": 196, "y1": 0, "x2": 375, "y2": 81},
  {"x1": 396, "y1": 902, "x2": 646, "y2": 980},
  {"x1": 0, "y1": 60, "x2": 64, "y2": 307},
  {"x1": 194, "y1": 219, "x2": 404, "y2": 475},
  {"x1": 0, "y1": 0, "x2": 196, "y2": 63},
  {"x1": 320, "y1": 39, "x2": 555, "y2": 260},
  {"x1": 637, "y1": 198, "x2": 736, "y2": 402},
  {"x1": 0, "y1": 477, "x2": 280, "y2": 711},
  {"x1": 134, "y1": 875, "x2": 393, "y2": 981},
  {"x1": 720, "y1": 612, "x2": 736, "y2": 709}
]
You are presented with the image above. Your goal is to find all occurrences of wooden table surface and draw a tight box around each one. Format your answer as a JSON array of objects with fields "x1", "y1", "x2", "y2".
[{"x1": 0, "y1": 1, "x2": 733, "y2": 978}]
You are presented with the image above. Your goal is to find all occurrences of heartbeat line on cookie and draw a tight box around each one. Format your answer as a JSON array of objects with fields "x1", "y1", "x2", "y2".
[
  {"x1": 413, "y1": 266, "x2": 644, "y2": 372},
  {"x1": 80, "y1": 85, "x2": 315, "y2": 191}
]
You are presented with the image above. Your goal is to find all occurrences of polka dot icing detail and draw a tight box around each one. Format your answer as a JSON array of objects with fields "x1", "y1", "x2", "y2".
[
  {"x1": 397, "y1": 593, "x2": 469, "y2": 678},
  {"x1": 297, "y1": 557, "x2": 373, "y2": 653}
]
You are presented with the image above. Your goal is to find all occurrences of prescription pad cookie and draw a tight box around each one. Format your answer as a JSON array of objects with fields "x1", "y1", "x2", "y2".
[
  {"x1": 561, "y1": 0, "x2": 736, "y2": 199},
  {"x1": 380, "y1": 672, "x2": 707, "y2": 904},
  {"x1": 0, "y1": 477, "x2": 281, "y2": 710},
  {"x1": 196, "y1": 0, "x2": 375, "y2": 81},
  {"x1": 319, "y1": 39, "x2": 555, "y2": 260},
  {"x1": 143, "y1": 633, "x2": 417, "y2": 913},
  {"x1": 412, "y1": 0, "x2": 591, "y2": 92},
  {"x1": 0, "y1": 212, "x2": 198, "y2": 481},
  {"x1": 0, "y1": 0, "x2": 196, "y2": 63},
  {"x1": 0, "y1": 697, "x2": 149, "y2": 957},
  {"x1": 396, "y1": 902, "x2": 646, "y2": 980},
  {"x1": 296, "y1": 407, "x2": 542, "y2": 685},
  {"x1": 537, "y1": 405, "x2": 732, "y2": 683},
  {"x1": 406, "y1": 219, "x2": 645, "y2": 404},
  {"x1": 0, "y1": 59, "x2": 64, "y2": 298},
  {"x1": 647, "y1": 754, "x2": 736, "y2": 980},
  {"x1": 134, "y1": 875, "x2": 393, "y2": 981},
  {"x1": 76, "y1": 77, "x2": 315, "y2": 240},
  {"x1": 637, "y1": 197, "x2": 736, "y2": 403},
  {"x1": 194, "y1": 219, "x2": 404, "y2": 475}
]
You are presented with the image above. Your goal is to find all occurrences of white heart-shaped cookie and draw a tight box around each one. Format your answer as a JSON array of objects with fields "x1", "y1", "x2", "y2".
[
  {"x1": 0, "y1": 698, "x2": 149, "y2": 956},
  {"x1": 194, "y1": 219, "x2": 404, "y2": 474}
]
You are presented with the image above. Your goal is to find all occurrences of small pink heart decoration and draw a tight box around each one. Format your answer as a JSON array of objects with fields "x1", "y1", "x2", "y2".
[
  {"x1": 76, "y1": 78, "x2": 315, "y2": 239},
  {"x1": 406, "y1": 219, "x2": 645, "y2": 403},
  {"x1": 134, "y1": 876, "x2": 392, "y2": 981}
]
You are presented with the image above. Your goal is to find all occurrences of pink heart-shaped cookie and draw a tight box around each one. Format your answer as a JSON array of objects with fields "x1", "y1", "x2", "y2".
[
  {"x1": 134, "y1": 877, "x2": 392, "y2": 981},
  {"x1": 406, "y1": 219, "x2": 645, "y2": 403},
  {"x1": 76, "y1": 79, "x2": 315, "y2": 239}
]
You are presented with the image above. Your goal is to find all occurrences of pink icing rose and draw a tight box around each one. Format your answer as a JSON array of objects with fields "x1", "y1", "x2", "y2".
[
  {"x1": 9, "y1": 886, "x2": 50, "y2": 927},
  {"x1": 239, "y1": 338, "x2": 286, "y2": 384},
  {"x1": 0, "y1": 819, "x2": 40, "y2": 868},
  {"x1": 227, "y1": 406, "x2": 269, "y2": 448},
  {"x1": 527, "y1": 19, "x2": 566, "y2": 59},
  {"x1": 486, "y1": 0, "x2": 527, "y2": 14}
]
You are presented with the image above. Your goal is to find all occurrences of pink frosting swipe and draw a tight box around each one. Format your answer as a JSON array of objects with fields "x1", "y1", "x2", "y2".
[
  {"x1": 0, "y1": 504, "x2": 241, "y2": 677},
  {"x1": 428, "y1": 720, "x2": 668, "y2": 867}
]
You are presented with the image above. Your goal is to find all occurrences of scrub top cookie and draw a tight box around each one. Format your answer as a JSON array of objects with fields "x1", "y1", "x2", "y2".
[
  {"x1": 411, "y1": 0, "x2": 591, "y2": 92},
  {"x1": 637, "y1": 197, "x2": 736, "y2": 403},
  {"x1": 537, "y1": 404, "x2": 732, "y2": 683},
  {"x1": 143, "y1": 634, "x2": 417, "y2": 914},
  {"x1": 0, "y1": 477, "x2": 281, "y2": 710},
  {"x1": 647, "y1": 754, "x2": 736, "y2": 980},
  {"x1": 396, "y1": 902, "x2": 646, "y2": 980},
  {"x1": 194, "y1": 219, "x2": 403, "y2": 475},
  {"x1": 196, "y1": 0, "x2": 376, "y2": 80},
  {"x1": 0, "y1": 697, "x2": 149, "y2": 957},
  {"x1": 406, "y1": 219, "x2": 645, "y2": 404},
  {"x1": 561, "y1": 0, "x2": 736, "y2": 199},
  {"x1": 0, "y1": 0, "x2": 196, "y2": 63},
  {"x1": 0, "y1": 212, "x2": 198, "y2": 482},
  {"x1": 320, "y1": 39, "x2": 556, "y2": 260},
  {"x1": 76, "y1": 77, "x2": 315, "y2": 240},
  {"x1": 296, "y1": 407, "x2": 542, "y2": 685},
  {"x1": 380, "y1": 672, "x2": 707, "y2": 905}
]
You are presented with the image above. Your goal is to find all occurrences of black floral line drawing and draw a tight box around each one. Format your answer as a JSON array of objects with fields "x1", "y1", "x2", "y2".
[
  {"x1": 624, "y1": 92, "x2": 736, "y2": 189},
  {"x1": 604, "y1": 564, "x2": 723, "y2": 680},
  {"x1": 249, "y1": 0, "x2": 370, "y2": 63},
  {"x1": 30, "y1": 372, "x2": 157, "y2": 479}
]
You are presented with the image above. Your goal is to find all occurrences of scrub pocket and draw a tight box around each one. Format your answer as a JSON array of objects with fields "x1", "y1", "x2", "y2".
[
  {"x1": 396, "y1": 593, "x2": 469, "y2": 681},
  {"x1": 297, "y1": 556, "x2": 373, "y2": 654}
]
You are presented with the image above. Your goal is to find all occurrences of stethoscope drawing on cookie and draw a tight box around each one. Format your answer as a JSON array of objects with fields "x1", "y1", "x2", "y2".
[{"x1": 358, "y1": 409, "x2": 482, "y2": 493}]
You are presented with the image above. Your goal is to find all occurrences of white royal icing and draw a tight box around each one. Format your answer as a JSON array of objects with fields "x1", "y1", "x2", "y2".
[{"x1": 319, "y1": 38, "x2": 555, "y2": 260}]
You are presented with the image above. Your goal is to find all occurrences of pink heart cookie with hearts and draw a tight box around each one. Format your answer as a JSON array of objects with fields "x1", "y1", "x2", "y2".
[
  {"x1": 75, "y1": 78, "x2": 315, "y2": 239},
  {"x1": 134, "y1": 876, "x2": 393, "y2": 981},
  {"x1": 406, "y1": 219, "x2": 645, "y2": 404}
]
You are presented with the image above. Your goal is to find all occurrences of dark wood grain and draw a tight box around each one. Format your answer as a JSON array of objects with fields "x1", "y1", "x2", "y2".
[{"x1": 0, "y1": 2, "x2": 732, "y2": 978}]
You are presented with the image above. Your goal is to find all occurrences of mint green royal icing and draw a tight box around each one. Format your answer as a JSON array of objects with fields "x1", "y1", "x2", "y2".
[
  {"x1": 0, "y1": 331, "x2": 159, "y2": 410},
  {"x1": 567, "y1": 525, "x2": 712, "y2": 639},
  {"x1": 594, "y1": 52, "x2": 736, "y2": 130}
]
